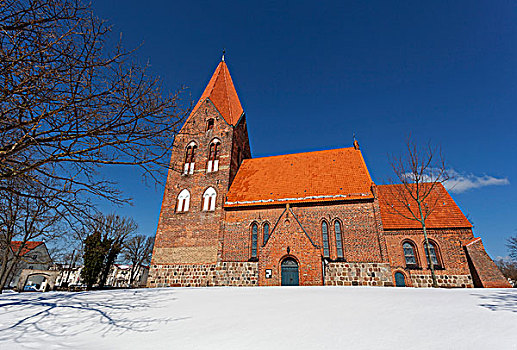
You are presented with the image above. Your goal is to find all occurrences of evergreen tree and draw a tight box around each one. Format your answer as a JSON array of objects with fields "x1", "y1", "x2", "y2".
[{"x1": 81, "y1": 231, "x2": 110, "y2": 290}]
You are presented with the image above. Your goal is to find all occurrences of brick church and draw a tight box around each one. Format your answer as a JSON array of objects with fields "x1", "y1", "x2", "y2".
[{"x1": 147, "y1": 57, "x2": 510, "y2": 288}]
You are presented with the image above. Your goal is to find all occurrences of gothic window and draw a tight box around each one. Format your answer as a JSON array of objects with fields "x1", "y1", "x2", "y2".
[
  {"x1": 334, "y1": 221, "x2": 344, "y2": 259},
  {"x1": 251, "y1": 223, "x2": 258, "y2": 259},
  {"x1": 263, "y1": 222, "x2": 270, "y2": 245},
  {"x1": 424, "y1": 241, "x2": 441, "y2": 268},
  {"x1": 206, "y1": 118, "x2": 214, "y2": 131},
  {"x1": 322, "y1": 221, "x2": 329, "y2": 258},
  {"x1": 176, "y1": 189, "x2": 190, "y2": 212},
  {"x1": 184, "y1": 142, "x2": 197, "y2": 175},
  {"x1": 403, "y1": 241, "x2": 418, "y2": 268},
  {"x1": 207, "y1": 139, "x2": 221, "y2": 173},
  {"x1": 202, "y1": 187, "x2": 217, "y2": 211}
]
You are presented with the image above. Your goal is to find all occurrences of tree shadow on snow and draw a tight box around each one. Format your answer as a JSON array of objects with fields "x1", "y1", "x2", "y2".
[
  {"x1": 472, "y1": 290, "x2": 517, "y2": 313},
  {"x1": 0, "y1": 289, "x2": 189, "y2": 345}
]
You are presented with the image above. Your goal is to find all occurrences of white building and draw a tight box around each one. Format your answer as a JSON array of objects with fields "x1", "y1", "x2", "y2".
[
  {"x1": 106, "y1": 264, "x2": 149, "y2": 288},
  {"x1": 6, "y1": 241, "x2": 52, "y2": 289}
]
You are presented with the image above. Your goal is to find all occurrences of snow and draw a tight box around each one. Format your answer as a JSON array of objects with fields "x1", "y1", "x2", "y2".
[{"x1": 0, "y1": 287, "x2": 516, "y2": 349}]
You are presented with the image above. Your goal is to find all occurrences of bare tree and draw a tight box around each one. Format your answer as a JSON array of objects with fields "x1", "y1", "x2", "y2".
[
  {"x1": 124, "y1": 234, "x2": 154, "y2": 287},
  {"x1": 507, "y1": 235, "x2": 517, "y2": 261},
  {"x1": 0, "y1": 0, "x2": 188, "y2": 217},
  {"x1": 495, "y1": 259, "x2": 517, "y2": 287},
  {"x1": 382, "y1": 138, "x2": 450, "y2": 288},
  {"x1": 0, "y1": 180, "x2": 62, "y2": 292}
]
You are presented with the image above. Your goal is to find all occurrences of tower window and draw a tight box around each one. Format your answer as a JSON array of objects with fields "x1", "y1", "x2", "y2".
[
  {"x1": 263, "y1": 222, "x2": 270, "y2": 245},
  {"x1": 207, "y1": 139, "x2": 221, "y2": 173},
  {"x1": 202, "y1": 187, "x2": 217, "y2": 211},
  {"x1": 251, "y1": 223, "x2": 258, "y2": 258},
  {"x1": 334, "y1": 221, "x2": 344, "y2": 259},
  {"x1": 184, "y1": 142, "x2": 197, "y2": 175},
  {"x1": 206, "y1": 118, "x2": 214, "y2": 131},
  {"x1": 176, "y1": 189, "x2": 190, "y2": 212},
  {"x1": 322, "y1": 221, "x2": 329, "y2": 258}
]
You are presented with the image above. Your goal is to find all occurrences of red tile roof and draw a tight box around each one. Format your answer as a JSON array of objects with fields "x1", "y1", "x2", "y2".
[
  {"x1": 377, "y1": 183, "x2": 472, "y2": 229},
  {"x1": 10, "y1": 241, "x2": 44, "y2": 256},
  {"x1": 189, "y1": 60, "x2": 244, "y2": 126},
  {"x1": 225, "y1": 147, "x2": 374, "y2": 207}
]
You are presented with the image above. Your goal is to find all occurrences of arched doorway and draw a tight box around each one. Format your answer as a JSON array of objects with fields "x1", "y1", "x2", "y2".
[
  {"x1": 23, "y1": 274, "x2": 49, "y2": 292},
  {"x1": 281, "y1": 258, "x2": 299, "y2": 286},
  {"x1": 394, "y1": 272, "x2": 406, "y2": 287}
]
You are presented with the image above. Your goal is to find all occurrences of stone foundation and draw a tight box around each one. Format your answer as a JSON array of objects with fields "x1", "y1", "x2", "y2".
[
  {"x1": 409, "y1": 273, "x2": 473, "y2": 288},
  {"x1": 148, "y1": 262, "x2": 259, "y2": 288},
  {"x1": 324, "y1": 262, "x2": 393, "y2": 286}
]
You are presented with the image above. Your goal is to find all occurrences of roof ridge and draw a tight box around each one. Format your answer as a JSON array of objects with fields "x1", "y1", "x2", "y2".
[{"x1": 244, "y1": 147, "x2": 358, "y2": 162}]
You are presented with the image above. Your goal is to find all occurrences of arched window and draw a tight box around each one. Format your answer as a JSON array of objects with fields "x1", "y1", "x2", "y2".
[
  {"x1": 403, "y1": 241, "x2": 418, "y2": 268},
  {"x1": 322, "y1": 221, "x2": 329, "y2": 258},
  {"x1": 176, "y1": 189, "x2": 190, "y2": 212},
  {"x1": 207, "y1": 139, "x2": 221, "y2": 173},
  {"x1": 334, "y1": 221, "x2": 344, "y2": 259},
  {"x1": 206, "y1": 118, "x2": 214, "y2": 131},
  {"x1": 424, "y1": 241, "x2": 441, "y2": 268},
  {"x1": 263, "y1": 223, "x2": 270, "y2": 245},
  {"x1": 184, "y1": 142, "x2": 197, "y2": 175},
  {"x1": 251, "y1": 223, "x2": 258, "y2": 259},
  {"x1": 202, "y1": 187, "x2": 217, "y2": 211}
]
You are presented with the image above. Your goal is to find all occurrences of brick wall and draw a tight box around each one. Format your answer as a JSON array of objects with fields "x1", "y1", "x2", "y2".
[{"x1": 383, "y1": 228, "x2": 475, "y2": 284}]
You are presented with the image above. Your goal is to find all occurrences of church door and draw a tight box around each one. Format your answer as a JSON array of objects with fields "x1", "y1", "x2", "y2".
[
  {"x1": 394, "y1": 272, "x2": 406, "y2": 287},
  {"x1": 281, "y1": 258, "x2": 299, "y2": 286}
]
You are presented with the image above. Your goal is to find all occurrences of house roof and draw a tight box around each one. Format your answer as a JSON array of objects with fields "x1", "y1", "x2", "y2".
[
  {"x1": 10, "y1": 241, "x2": 44, "y2": 256},
  {"x1": 189, "y1": 60, "x2": 244, "y2": 126},
  {"x1": 225, "y1": 147, "x2": 374, "y2": 207},
  {"x1": 377, "y1": 183, "x2": 472, "y2": 229}
]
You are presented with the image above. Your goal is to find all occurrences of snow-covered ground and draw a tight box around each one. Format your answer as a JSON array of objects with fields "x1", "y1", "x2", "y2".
[{"x1": 0, "y1": 287, "x2": 516, "y2": 350}]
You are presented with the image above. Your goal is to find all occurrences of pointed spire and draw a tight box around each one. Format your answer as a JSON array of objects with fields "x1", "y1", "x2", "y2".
[{"x1": 190, "y1": 57, "x2": 244, "y2": 126}]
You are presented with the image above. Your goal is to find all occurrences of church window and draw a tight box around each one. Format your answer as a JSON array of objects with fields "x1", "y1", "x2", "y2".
[
  {"x1": 403, "y1": 241, "x2": 418, "y2": 267},
  {"x1": 207, "y1": 139, "x2": 221, "y2": 173},
  {"x1": 206, "y1": 118, "x2": 214, "y2": 131},
  {"x1": 251, "y1": 223, "x2": 258, "y2": 258},
  {"x1": 263, "y1": 222, "x2": 270, "y2": 245},
  {"x1": 202, "y1": 187, "x2": 217, "y2": 211},
  {"x1": 334, "y1": 221, "x2": 344, "y2": 259},
  {"x1": 424, "y1": 241, "x2": 441, "y2": 268},
  {"x1": 184, "y1": 142, "x2": 197, "y2": 175},
  {"x1": 176, "y1": 189, "x2": 190, "y2": 212},
  {"x1": 322, "y1": 221, "x2": 329, "y2": 258}
]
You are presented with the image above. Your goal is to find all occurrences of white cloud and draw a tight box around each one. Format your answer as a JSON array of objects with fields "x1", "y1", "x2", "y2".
[
  {"x1": 444, "y1": 169, "x2": 510, "y2": 193},
  {"x1": 401, "y1": 168, "x2": 510, "y2": 193}
]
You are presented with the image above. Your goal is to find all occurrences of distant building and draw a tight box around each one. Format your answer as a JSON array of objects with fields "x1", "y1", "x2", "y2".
[
  {"x1": 55, "y1": 265, "x2": 83, "y2": 288},
  {"x1": 106, "y1": 264, "x2": 149, "y2": 288},
  {"x1": 7, "y1": 241, "x2": 52, "y2": 289},
  {"x1": 54, "y1": 264, "x2": 149, "y2": 289},
  {"x1": 148, "y1": 57, "x2": 511, "y2": 288}
]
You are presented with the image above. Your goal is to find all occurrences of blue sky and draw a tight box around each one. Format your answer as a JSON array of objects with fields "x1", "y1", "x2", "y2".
[{"x1": 92, "y1": 1, "x2": 516, "y2": 258}]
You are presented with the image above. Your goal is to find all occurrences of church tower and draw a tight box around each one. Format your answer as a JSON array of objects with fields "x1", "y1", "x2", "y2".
[{"x1": 148, "y1": 57, "x2": 251, "y2": 286}]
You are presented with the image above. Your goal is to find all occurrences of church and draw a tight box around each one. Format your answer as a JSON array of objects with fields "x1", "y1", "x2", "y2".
[{"x1": 147, "y1": 57, "x2": 510, "y2": 288}]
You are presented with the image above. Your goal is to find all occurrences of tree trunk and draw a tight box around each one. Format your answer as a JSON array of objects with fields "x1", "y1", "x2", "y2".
[
  {"x1": 0, "y1": 257, "x2": 19, "y2": 293},
  {"x1": 419, "y1": 205, "x2": 438, "y2": 287}
]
